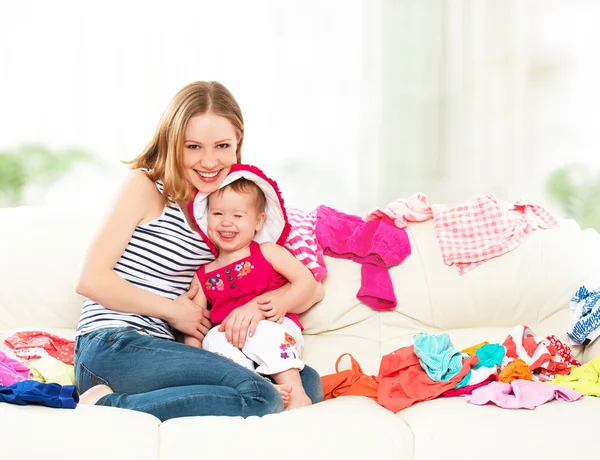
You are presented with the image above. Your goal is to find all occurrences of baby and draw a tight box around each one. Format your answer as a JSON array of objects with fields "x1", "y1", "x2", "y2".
[{"x1": 185, "y1": 169, "x2": 317, "y2": 410}]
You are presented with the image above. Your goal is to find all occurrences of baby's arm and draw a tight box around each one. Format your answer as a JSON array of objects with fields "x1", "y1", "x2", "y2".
[
  {"x1": 184, "y1": 274, "x2": 209, "y2": 348},
  {"x1": 259, "y1": 242, "x2": 319, "y2": 321}
]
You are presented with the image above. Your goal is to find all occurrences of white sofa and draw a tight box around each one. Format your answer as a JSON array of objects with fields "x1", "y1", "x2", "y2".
[{"x1": 2, "y1": 205, "x2": 600, "y2": 460}]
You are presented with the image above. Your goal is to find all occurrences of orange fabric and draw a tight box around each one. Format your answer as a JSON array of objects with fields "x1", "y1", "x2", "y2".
[
  {"x1": 461, "y1": 341, "x2": 489, "y2": 357},
  {"x1": 321, "y1": 354, "x2": 378, "y2": 401},
  {"x1": 377, "y1": 345, "x2": 478, "y2": 413},
  {"x1": 498, "y1": 358, "x2": 533, "y2": 383}
]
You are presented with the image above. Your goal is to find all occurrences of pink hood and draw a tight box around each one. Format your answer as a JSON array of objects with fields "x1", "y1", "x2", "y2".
[{"x1": 190, "y1": 164, "x2": 291, "y2": 257}]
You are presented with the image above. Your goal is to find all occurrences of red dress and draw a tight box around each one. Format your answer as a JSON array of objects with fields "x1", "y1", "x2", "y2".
[{"x1": 197, "y1": 241, "x2": 302, "y2": 329}]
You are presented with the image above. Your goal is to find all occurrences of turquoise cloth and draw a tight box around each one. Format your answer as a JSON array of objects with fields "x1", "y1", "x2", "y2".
[
  {"x1": 474, "y1": 343, "x2": 505, "y2": 369},
  {"x1": 457, "y1": 343, "x2": 506, "y2": 388},
  {"x1": 413, "y1": 333, "x2": 463, "y2": 382}
]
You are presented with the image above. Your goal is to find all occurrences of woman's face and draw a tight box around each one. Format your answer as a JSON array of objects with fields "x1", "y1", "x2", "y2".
[{"x1": 182, "y1": 113, "x2": 238, "y2": 194}]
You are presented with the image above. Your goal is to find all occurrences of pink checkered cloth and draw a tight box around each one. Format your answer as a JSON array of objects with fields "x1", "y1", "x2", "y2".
[
  {"x1": 285, "y1": 207, "x2": 328, "y2": 281},
  {"x1": 432, "y1": 195, "x2": 558, "y2": 274}
]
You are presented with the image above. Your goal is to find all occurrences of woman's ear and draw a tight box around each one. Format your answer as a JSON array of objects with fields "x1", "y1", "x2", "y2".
[{"x1": 255, "y1": 212, "x2": 266, "y2": 232}]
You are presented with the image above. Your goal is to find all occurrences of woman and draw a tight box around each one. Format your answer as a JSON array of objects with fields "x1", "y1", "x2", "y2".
[{"x1": 74, "y1": 81, "x2": 324, "y2": 421}]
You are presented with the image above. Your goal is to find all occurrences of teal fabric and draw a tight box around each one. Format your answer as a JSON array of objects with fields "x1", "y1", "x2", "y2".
[
  {"x1": 413, "y1": 332, "x2": 463, "y2": 382},
  {"x1": 474, "y1": 344, "x2": 506, "y2": 369}
]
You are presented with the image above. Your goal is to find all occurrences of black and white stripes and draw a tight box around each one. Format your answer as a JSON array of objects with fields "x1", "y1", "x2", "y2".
[{"x1": 75, "y1": 180, "x2": 213, "y2": 340}]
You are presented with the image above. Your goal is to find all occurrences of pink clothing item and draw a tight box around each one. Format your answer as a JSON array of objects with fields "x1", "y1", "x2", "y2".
[
  {"x1": 315, "y1": 206, "x2": 411, "y2": 310},
  {"x1": 440, "y1": 374, "x2": 497, "y2": 398},
  {"x1": 365, "y1": 193, "x2": 433, "y2": 228},
  {"x1": 285, "y1": 207, "x2": 328, "y2": 281},
  {"x1": 432, "y1": 195, "x2": 558, "y2": 274},
  {"x1": 0, "y1": 350, "x2": 30, "y2": 386},
  {"x1": 546, "y1": 334, "x2": 581, "y2": 367},
  {"x1": 464, "y1": 379, "x2": 583, "y2": 409},
  {"x1": 4, "y1": 331, "x2": 74, "y2": 365},
  {"x1": 197, "y1": 241, "x2": 302, "y2": 330}
]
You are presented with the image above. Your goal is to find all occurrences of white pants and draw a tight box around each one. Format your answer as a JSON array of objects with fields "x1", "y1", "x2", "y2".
[{"x1": 202, "y1": 318, "x2": 304, "y2": 375}]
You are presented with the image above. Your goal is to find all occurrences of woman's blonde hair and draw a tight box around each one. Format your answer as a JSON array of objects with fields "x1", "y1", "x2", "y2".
[{"x1": 125, "y1": 81, "x2": 244, "y2": 202}]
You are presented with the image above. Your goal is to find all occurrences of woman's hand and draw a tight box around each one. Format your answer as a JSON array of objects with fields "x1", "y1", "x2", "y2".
[
  {"x1": 218, "y1": 301, "x2": 264, "y2": 349},
  {"x1": 170, "y1": 285, "x2": 212, "y2": 343}
]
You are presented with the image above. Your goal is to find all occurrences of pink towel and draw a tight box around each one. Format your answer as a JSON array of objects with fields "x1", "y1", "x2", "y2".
[
  {"x1": 315, "y1": 205, "x2": 411, "y2": 310},
  {"x1": 464, "y1": 379, "x2": 583, "y2": 409}
]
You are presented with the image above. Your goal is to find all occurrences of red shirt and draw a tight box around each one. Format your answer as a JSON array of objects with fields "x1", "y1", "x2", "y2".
[{"x1": 197, "y1": 241, "x2": 302, "y2": 329}]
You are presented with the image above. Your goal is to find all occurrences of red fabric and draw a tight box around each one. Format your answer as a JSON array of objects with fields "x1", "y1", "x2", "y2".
[
  {"x1": 4, "y1": 331, "x2": 74, "y2": 365},
  {"x1": 432, "y1": 195, "x2": 558, "y2": 274},
  {"x1": 440, "y1": 374, "x2": 497, "y2": 398},
  {"x1": 546, "y1": 335, "x2": 581, "y2": 367},
  {"x1": 197, "y1": 241, "x2": 301, "y2": 329},
  {"x1": 377, "y1": 345, "x2": 478, "y2": 413},
  {"x1": 501, "y1": 325, "x2": 569, "y2": 379},
  {"x1": 321, "y1": 354, "x2": 378, "y2": 401}
]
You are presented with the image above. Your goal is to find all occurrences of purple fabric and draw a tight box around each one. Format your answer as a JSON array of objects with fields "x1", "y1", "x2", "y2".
[
  {"x1": 315, "y1": 205, "x2": 411, "y2": 310},
  {"x1": 0, "y1": 350, "x2": 30, "y2": 386},
  {"x1": 464, "y1": 379, "x2": 583, "y2": 409}
]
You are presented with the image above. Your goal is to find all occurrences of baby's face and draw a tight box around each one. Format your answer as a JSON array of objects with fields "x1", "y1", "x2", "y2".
[{"x1": 207, "y1": 188, "x2": 265, "y2": 253}]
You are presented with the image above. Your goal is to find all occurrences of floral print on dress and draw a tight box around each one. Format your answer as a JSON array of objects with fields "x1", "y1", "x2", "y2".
[
  {"x1": 235, "y1": 261, "x2": 253, "y2": 278},
  {"x1": 205, "y1": 274, "x2": 224, "y2": 291},
  {"x1": 279, "y1": 332, "x2": 298, "y2": 359}
]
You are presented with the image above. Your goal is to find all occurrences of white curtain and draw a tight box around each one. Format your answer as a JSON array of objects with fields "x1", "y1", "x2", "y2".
[{"x1": 376, "y1": 0, "x2": 599, "y2": 211}]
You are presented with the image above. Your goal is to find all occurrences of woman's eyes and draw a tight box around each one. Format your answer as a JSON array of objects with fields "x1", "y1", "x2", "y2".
[{"x1": 185, "y1": 143, "x2": 229, "y2": 150}]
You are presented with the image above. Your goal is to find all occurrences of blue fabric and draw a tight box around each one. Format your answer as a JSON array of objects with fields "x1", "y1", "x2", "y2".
[
  {"x1": 413, "y1": 332, "x2": 463, "y2": 382},
  {"x1": 568, "y1": 286, "x2": 600, "y2": 345},
  {"x1": 0, "y1": 380, "x2": 78, "y2": 409},
  {"x1": 474, "y1": 344, "x2": 506, "y2": 369},
  {"x1": 75, "y1": 327, "x2": 323, "y2": 422}
]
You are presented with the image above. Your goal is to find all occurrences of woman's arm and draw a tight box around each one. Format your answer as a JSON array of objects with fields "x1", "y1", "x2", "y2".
[
  {"x1": 184, "y1": 274, "x2": 212, "y2": 347},
  {"x1": 76, "y1": 170, "x2": 209, "y2": 341}
]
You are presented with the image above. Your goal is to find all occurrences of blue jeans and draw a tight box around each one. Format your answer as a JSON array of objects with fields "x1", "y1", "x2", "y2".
[{"x1": 74, "y1": 327, "x2": 323, "y2": 421}]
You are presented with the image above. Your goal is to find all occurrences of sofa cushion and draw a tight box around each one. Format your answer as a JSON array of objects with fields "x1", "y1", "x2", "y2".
[
  {"x1": 398, "y1": 396, "x2": 600, "y2": 460},
  {"x1": 159, "y1": 397, "x2": 413, "y2": 460},
  {"x1": 0, "y1": 403, "x2": 160, "y2": 459}
]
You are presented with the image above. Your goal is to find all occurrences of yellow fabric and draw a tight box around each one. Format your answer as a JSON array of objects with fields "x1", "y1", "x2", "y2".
[
  {"x1": 551, "y1": 355, "x2": 600, "y2": 396},
  {"x1": 461, "y1": 342, "x2": 489, "y2": 357},
  {"x1": 28, "y1": 366, "x2": 45, "y2": 383},
  {"x1": 27, "y1": 356, "x2": 75, "y2": 385}
]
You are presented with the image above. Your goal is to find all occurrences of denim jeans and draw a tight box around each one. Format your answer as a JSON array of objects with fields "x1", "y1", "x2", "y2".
[{"x1": 74, "y1": 327, "x2": 323, "y2": 422}]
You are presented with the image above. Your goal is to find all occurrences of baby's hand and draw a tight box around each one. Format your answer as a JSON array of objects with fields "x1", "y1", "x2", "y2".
[{"x1": 258, "y1": 299, "x2": 285, "y2": 324}]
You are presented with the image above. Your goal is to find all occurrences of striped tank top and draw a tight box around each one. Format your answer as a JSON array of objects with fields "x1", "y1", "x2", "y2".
[{"x1": 75, "y1": 177, "x2": 214, "y2": 340}]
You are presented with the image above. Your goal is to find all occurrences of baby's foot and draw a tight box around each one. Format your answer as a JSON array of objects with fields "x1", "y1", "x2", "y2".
[
  {"x1": 285, "y1": 389, "x2": 312, "y2": 411},
  {"x1": 79, "y1": 384, "x2": 113, "y2": 405},
  {"x1": 274, "y1": 384, "x2": 292, "y2": 407}
]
